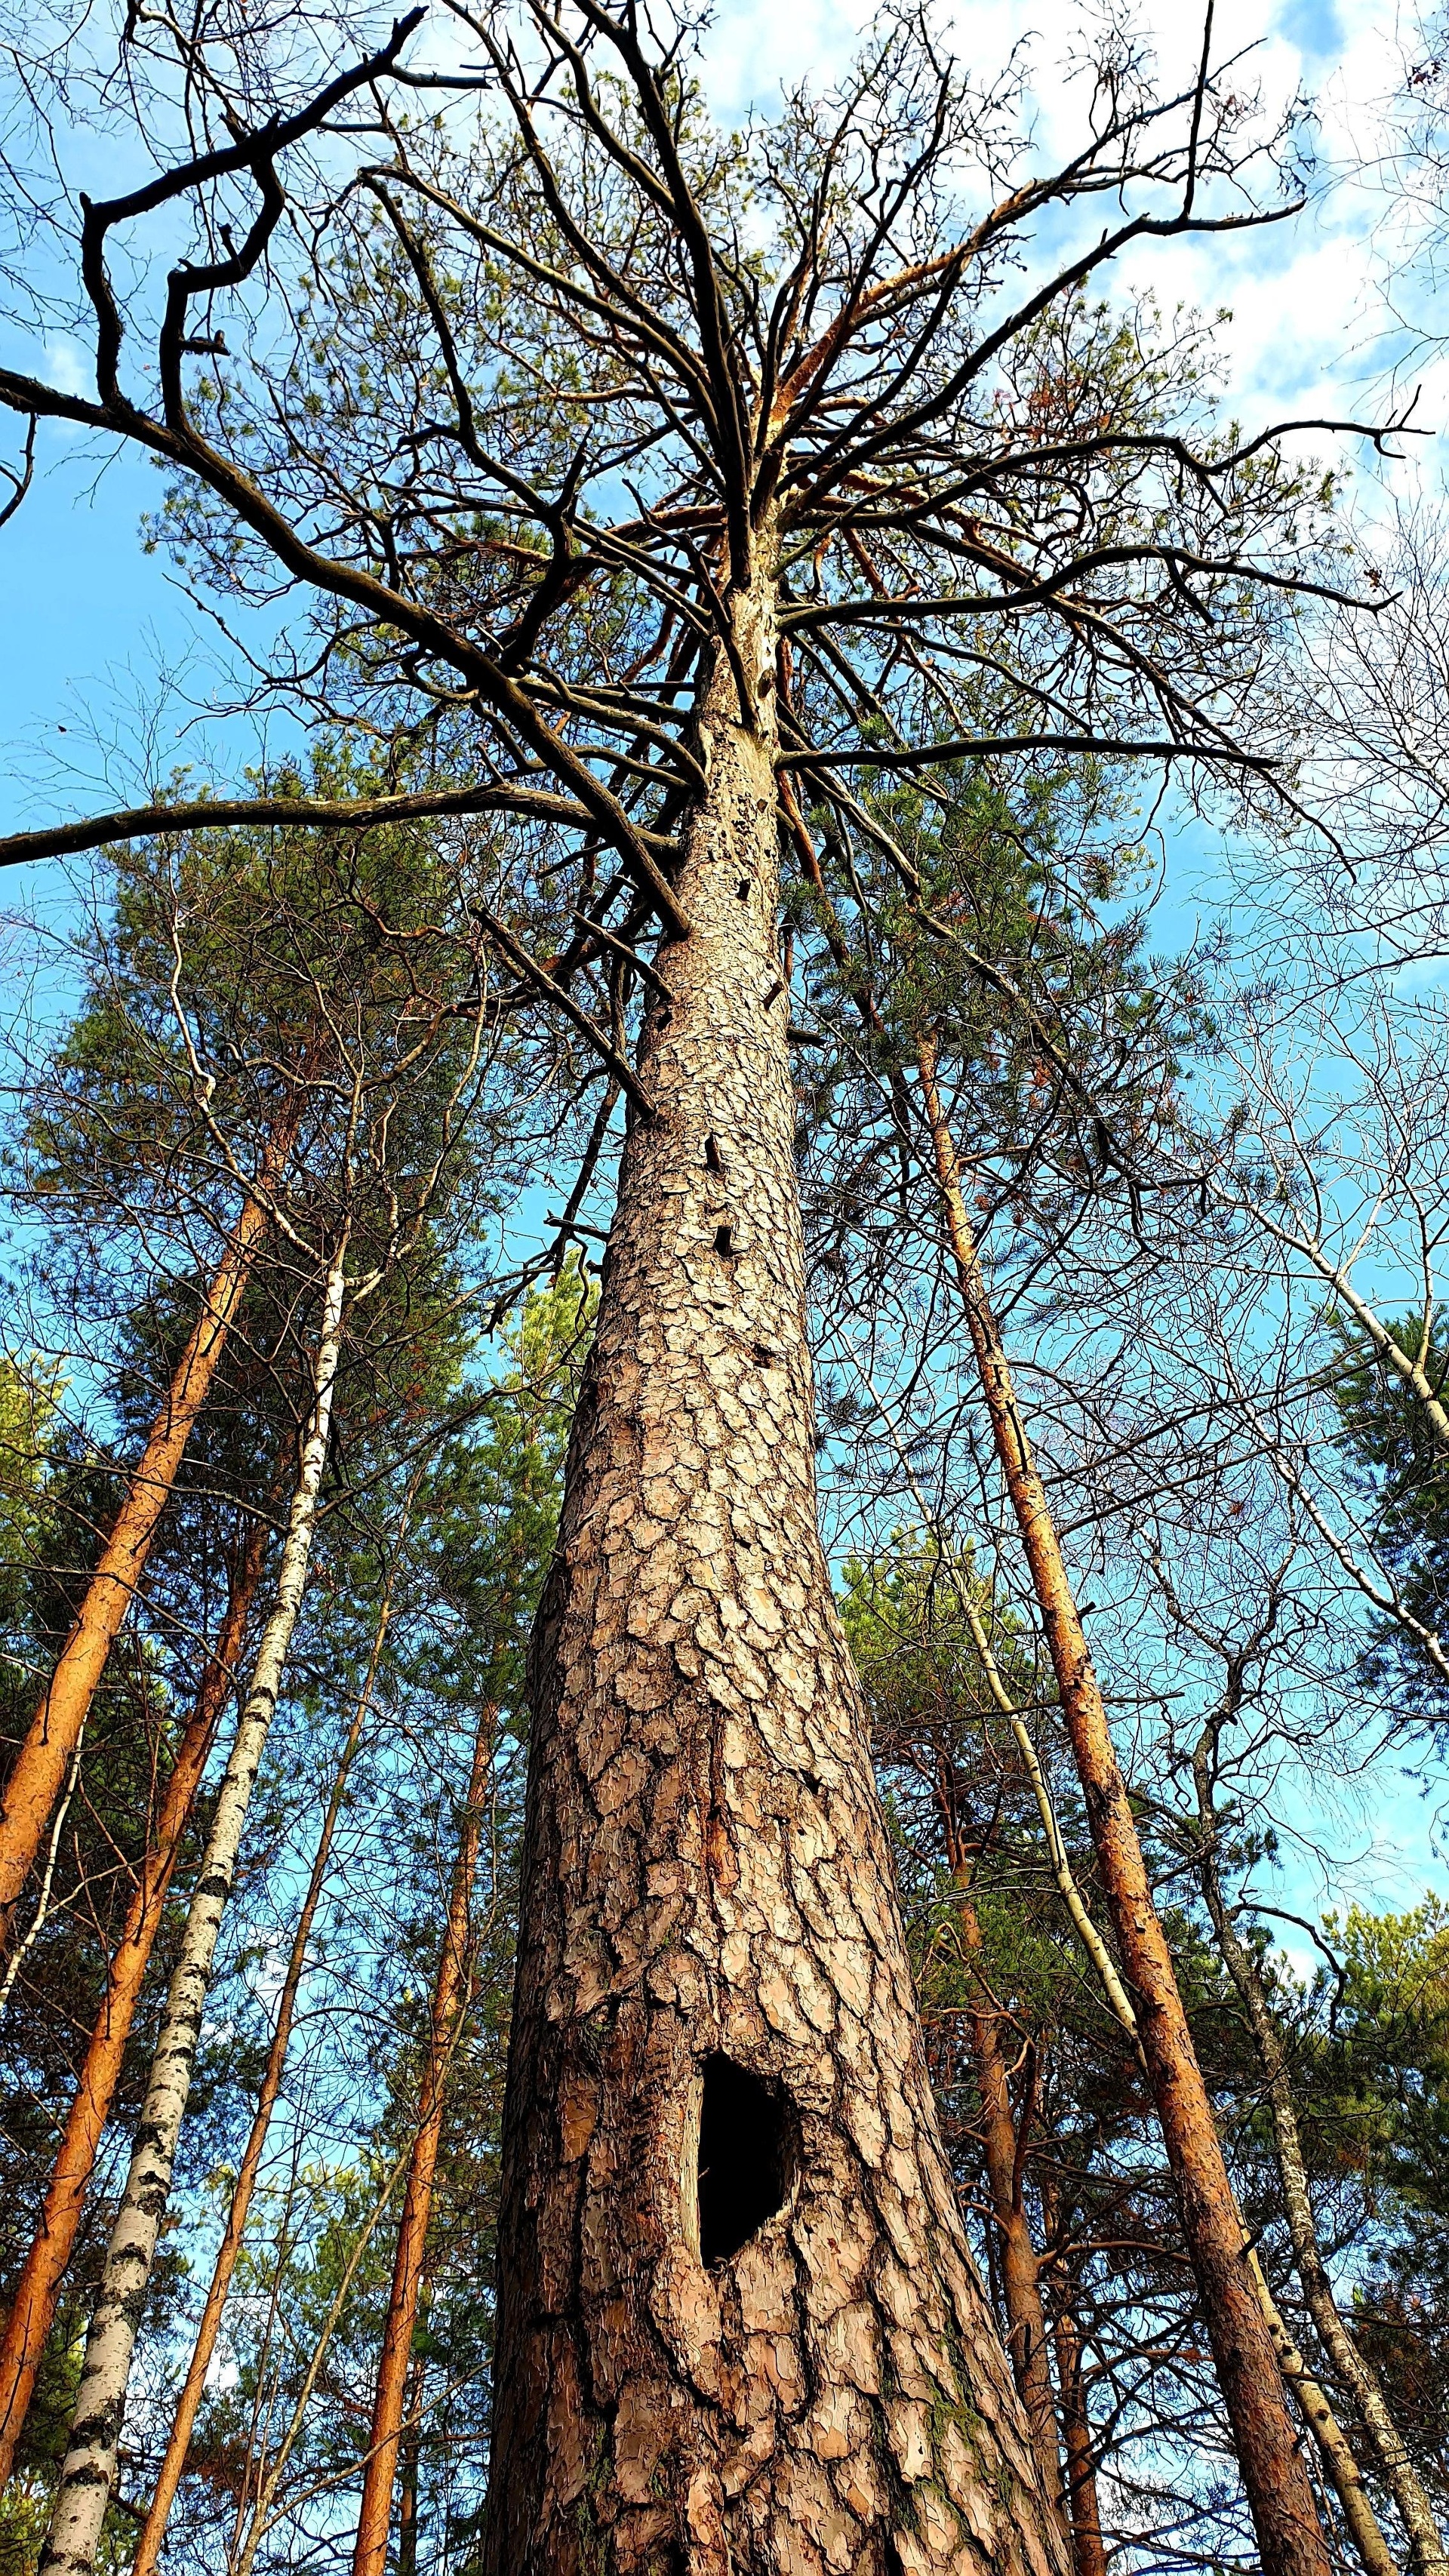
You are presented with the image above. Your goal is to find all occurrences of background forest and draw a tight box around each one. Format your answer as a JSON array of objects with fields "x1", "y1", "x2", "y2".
[{"x1": 0, "y1": 0, "x2": 1447, "y2": 2570}]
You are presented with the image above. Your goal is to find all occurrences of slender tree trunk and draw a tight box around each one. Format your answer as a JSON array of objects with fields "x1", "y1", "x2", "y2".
[
  {"x1": 352, "y1": 1707, "x2": 494, "y2": 2576},
  {"x1": 1196, "y1": 1788, "x2": 1449, "y2": 2576},
  {"x1": 1243, "y1": 2245, "x2": 1397, "y2": 2576},
  {"x1": 396, "y1": 2368, "x2": 423, "y2": 2576},
  {"x1": 36, "y1": 1233, "x2": 349, "y2": 2576},
  {"x1": 1045, "y1": 2289, "x2": 1106, "y2": 2576},
  {"x1": 1034, "y1": 2181, "x2": 1106, "y2": 2576},
  {"x1": 915, "y1": 1033, "x2": 1331, "y2": 2576},
  {"x1": 0, "y1": 1119, "x2": 296, "y2": 1950},
  {"x1": 130, "y1": 1537, "x2": 402, "y2": 2576},
  {"x1": 945, "y1": 1844, "x2": 1063, "y2": 2515},
  {"x1": 481, "y1": 557, "x2": 1068, "y2": 2576},
  {"x1": 0, "y1": 1515, "x2": 268, "y2": 2490},
  {"x1": 0, "y1": 1730, "x2": 88, "y2": 2017},
  {"x1": 961, "y1": 1962, "x2": 1061, "y2": 2505}
]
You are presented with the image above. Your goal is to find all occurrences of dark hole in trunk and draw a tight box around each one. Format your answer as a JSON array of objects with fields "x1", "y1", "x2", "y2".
[
  {"x1": 736, "y1": 878, "x2": 752, "y2": 900},
  {"x1": 704, "y1": 1132, "x2": 722, "y2": 1171},
  {"x1": 697, "y1": 2054, "x2": 793, "y2": 2266},
  {"x1": 714, "y1": 1223, "x2": 735, "y2": 1257}
]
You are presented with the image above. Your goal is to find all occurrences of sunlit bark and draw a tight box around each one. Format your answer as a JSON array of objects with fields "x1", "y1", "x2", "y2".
[
  {"x1": 0, "y1": 1515, "x2": 267, "y2": 2489},
  {"x1": 916, "y1": 1033, "x2": 1332, "y2": 2576},
  {"x1": 0, "y1": 1117, "x2": 296, "y2": 1950},
  {"x1": 37, "y1": 1233, "x2": 348, "y2": 2576},
  {"x1": 482, "y1": 574, "x2": 1068, "y2": 2576}
]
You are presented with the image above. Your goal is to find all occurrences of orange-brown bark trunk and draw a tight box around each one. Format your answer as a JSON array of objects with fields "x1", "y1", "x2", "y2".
[
  {"x1": 915, "y1": 1033, "x2": 1331, "y2": 2576},
  {"x1": 0, "y1": 1131, "x2": 292, "y2": 1950},
  {"x1": 954, "y1": 1884, "x2": 1063, "y2": 2516},
  {"x1": 352, "y1": 1714, "x2": 492, "y2": 2576},
  {"x1": 480, "y1": 570, "x2": 1068, "y2": 2576},
  {"x1": 1047, "y1": 2280, "x2": 1106, "y2": 2576},
  {"x1": 0, "y1": 1516, "x2": 266, "y2": 2486}
]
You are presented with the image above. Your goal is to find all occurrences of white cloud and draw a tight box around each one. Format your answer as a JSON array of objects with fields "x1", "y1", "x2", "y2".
[
  {"x1": 40, "y1": 337, "x2": 90, "y2": 401},
  {"x1": 696, "y1": 0, "x2": 1438, "y2": 491}
]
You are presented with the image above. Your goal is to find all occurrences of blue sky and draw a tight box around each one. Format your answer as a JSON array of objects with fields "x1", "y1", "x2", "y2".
[
  {"x1": 1, "y1": 0, "x2": 1444, "y2": 1941},
  {"x1": 0, "y1": 0, "x2": 1428, "y2": 836}
]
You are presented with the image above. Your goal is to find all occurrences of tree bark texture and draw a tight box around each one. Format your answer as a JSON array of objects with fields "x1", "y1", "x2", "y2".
[
  {"x1": 481, "y1": 568, "x2": 1069, "y2": 2576},
  {"x1": 0, "y1": 1121, "x2": 294, "y2": 1951},
  {"x1": 352, "y1": 1707, "x2": 494, "y2": 2576},
  {"x1": 914, "y1": 1036, "x2": 1333, "y2": 2576},
  {"x1": 1198, "y1": 1814, "x2": 1448, "y2": 2576},
  {"x1": 36, "y1": 1235, "x2": 348, "y2": 2576},
  {"x1": 1241, "y1": 2246, "x2": 1396, "y2": 2576},
  {"x1": 130, "y1": 1543, "x2": 398, "y2": 2576},
  {"x1": 0, "y1": 1514, "x2": 267, "y2": 2491}
]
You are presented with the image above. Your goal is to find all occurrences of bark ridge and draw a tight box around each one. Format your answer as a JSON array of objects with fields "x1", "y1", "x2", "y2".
[{"x1": 484, "y1": 593, "x2": 1067, "y2": 2576}]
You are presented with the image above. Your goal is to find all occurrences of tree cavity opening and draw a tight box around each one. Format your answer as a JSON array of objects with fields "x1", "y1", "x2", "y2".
[{"x1": 696, "y1": 2054, "x2": 795, "y2": 2267}]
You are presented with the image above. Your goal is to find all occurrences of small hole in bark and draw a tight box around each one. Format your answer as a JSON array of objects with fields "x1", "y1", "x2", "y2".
[
  {"x1": 737, "y1": 877, "x2": 752, "y2": 901},
  {"x1": 714, "y1": 1223, "x2": 735, "y2": 1257},
  {"x1": 697, "y1": 2054, "x2": 795, "y2": 2266},
  {"x1": 704, "y1": 1132, "x2": 722, "y2": 1171}
]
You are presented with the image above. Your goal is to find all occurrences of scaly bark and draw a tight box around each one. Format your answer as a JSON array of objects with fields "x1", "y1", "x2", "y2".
[
  {"x1": 0, "y1": 1514, "x2": 268, "y2": 2489},
  {"x1": 352, "y1": 1708, "x2": 494, "y2": 2576},
  {"x1": 0, "y1": 1116, "x2": 296, "y2": 1950},
  {"x1": 1195, "y1": 1765, "x2": 1449, "y2": 2576},
  {"x1": 915, "y1": 1033, "x2": 1332, "y2": 2576},
  {"x1": 481, "y1": 556, "x2": 1068, "y2": 2576},
  {"x1": 129, "y1": 1538, "x2": 401, "y2": 2576},
  {"x1": 36, "y1": 1233, "x2": 348, "y2": 2576}
]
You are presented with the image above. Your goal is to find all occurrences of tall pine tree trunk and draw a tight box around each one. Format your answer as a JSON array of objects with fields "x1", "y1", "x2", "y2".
[
  {"x1": 481, "y1": 556, "x2": 1067, "y2": 2576},
  {"x1": 352, "y1": 1708, "x2": 493, "y2": 2576},
  {"x1": 0, "y1": 1514, "x2": 267, "y2": 2488},
  {"x1": 0, "y1": 1114, "x2": 296, "y2": 1950},
  {"x1": 35, "y1": 1230, "x2": 348, "y2": 2576},
  {"x1": 915, "y1": 1036, "x2": 1331, "y2": 2576}
]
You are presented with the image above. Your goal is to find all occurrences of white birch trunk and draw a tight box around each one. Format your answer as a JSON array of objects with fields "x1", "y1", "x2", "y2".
[{"x1": 37, "y1": 1236, "x2": 350, "y2": 2576}]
